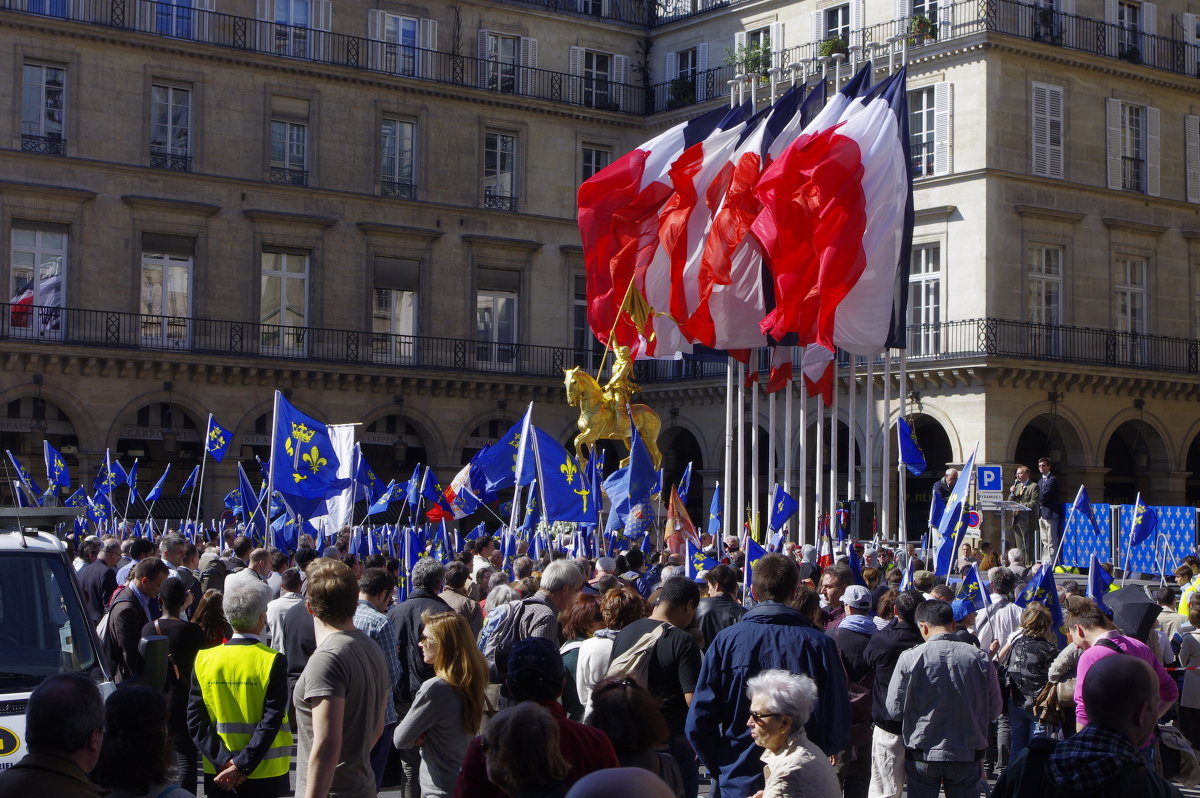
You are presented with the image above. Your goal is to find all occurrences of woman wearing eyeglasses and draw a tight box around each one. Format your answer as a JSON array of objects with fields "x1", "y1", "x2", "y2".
[
  {"x1": 393, "y1": 610, "x2": 489, "y2": 797},
  {"x1": 745, "y1": 670, "x2": 841, "y2": 798}
]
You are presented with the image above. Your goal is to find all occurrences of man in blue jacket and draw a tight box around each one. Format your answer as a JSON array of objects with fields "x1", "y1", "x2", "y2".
[{"x1": 685, "y1": 553, "x2": 851, "y2": 798}]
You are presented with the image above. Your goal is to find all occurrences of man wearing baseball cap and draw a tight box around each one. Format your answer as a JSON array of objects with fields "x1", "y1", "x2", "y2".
[{"x1": 829, "y1": 584, "x2": 879, "y2": 798}]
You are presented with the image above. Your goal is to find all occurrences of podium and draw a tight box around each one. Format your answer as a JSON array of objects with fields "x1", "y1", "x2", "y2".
[{"x1": 989, "y1": 500, "x2": 1036, "y2": 557}]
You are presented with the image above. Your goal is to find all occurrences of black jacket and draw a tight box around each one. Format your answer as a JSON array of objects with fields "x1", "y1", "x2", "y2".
[
  {"x1": 79, "y1": 561, "x2": 117, "y2": 628},
  {"x1": 695, "y1": 594, "x2": 746, "y2": 649},
  {"x1": 1038, "y1": 473, "x2": 1061, "y2": 518},
  {"x1": 862, "y1": 618, "x2": 924, "y2": 732},
  {"x1": 386, "y1": 589, "x2": 451, "y2": 703}
]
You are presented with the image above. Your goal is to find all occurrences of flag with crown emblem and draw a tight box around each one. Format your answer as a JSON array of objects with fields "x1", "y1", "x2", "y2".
[
  {"x1": 530, "y1": 429, "x2": 591, "y2": 524},
  {"x1": 353, "y1": 446, "x2": 386, "y2": 505},
  {"x1": 1016, "y1": 561, "x2": 1066, "y2": 643},
  {"x1": 768, "y1": 483, "x2": 799, "y2": 532},
  {"x1": 687, "y1": 539, "x2": 718, "y2": 579},
  {"x1": 43, "y1": 440, "x2": 69, "y2": 491},
  {"x1": 205, "y1": 415, "x2": 233, "y2": 462},
  {"x1": 269, "y1": 391, "x2": 351, "y2": 502},
  {"x1": 7, "y1": 450, "x2": 43, "y2": 505}
]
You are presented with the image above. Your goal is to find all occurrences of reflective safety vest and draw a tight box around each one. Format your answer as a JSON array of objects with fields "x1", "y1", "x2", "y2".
[{"x1": 193, "y1": 641, "x2": 293, "y2": 778}]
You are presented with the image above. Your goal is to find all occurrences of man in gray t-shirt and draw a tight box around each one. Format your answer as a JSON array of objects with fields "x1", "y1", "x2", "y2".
[{"x1": 294, "y1": 560, "x2": 389, "y2": 798}]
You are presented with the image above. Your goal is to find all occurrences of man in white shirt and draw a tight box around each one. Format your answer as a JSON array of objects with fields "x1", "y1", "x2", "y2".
[
  {"x1": 973, "y1": 566, "x2": 1023, "y2": 778},
  {"x1": 265, "y1": 568, "x2": 305, "y2": 654}
]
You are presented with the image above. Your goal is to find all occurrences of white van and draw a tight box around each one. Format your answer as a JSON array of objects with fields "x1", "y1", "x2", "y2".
[{"x1": 0, "y1": 511, "x2": 114, "y2": 772}]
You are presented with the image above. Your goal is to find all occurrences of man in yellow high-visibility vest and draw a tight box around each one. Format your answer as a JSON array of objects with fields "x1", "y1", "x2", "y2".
[{"x1": 188, "y1": 578, "x2": 292, "y2": 798}]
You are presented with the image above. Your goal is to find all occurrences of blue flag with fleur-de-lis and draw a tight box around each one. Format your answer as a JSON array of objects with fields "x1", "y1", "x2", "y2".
[
  {"x1": 687, "y1": 539, "x2": 718, "y2": 579},
  {"x1": 529, "y1": 427, "x2": 590, "y2": 524},
  {"x1": 43, "y1": 440, "x2": 69, "y2": 491},
  {"x1": 64, "y1": 485, "x2": 87, "y2": 507},
  {"x1": 205, "y1": 414, "x2": 234, "y2": 463},
  {"x1": 269, "y1": 391, "x2": 351, "y2": 502},
  {"x1": 7, "y1": 450, "x2": 43, "y2": 505},
  {"x1": 768, "y1": 483, "x2": 799, "y2": 532}
]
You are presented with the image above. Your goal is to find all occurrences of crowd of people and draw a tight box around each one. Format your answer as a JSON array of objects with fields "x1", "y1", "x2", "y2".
[{"x1": 4, "y1": 525, "x2": 1200, "y2": 798}]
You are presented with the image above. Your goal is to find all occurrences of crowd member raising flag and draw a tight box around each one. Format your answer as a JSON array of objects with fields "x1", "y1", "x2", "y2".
[{"x1": 933, "y1": 444, "x2": 977, "y2": 578}]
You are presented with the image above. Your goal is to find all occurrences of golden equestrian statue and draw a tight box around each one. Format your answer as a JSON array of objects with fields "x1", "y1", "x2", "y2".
[{"x1": 564, "y1": 344, "x2": 662, "y2": 470}]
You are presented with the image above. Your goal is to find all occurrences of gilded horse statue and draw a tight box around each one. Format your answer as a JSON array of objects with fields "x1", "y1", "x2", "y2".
[{"x1": 564, "y1": 365, "x2": 663, "y2": 470}]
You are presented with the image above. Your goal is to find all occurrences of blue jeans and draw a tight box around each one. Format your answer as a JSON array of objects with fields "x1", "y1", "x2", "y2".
[
  {"x1": 1008, "y1": 697, "x2": 1046, "y2": 765},
  {"x1": 904, "y1": 758, "x2": 982, "y2": 798},
  {"x1": 667, "y1": 734, "x2": 699, "y2": 798}
]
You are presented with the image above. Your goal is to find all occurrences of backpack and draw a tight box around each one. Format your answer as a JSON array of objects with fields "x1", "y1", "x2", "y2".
[
  {"x1": 482, "y1": 599, "x2": 532, "y2": 684},
  {"x1": 1007, "y1": 635, "x2": 1056, "y2": 703},
  {"x1": 95, "y1": 592, "x2": 137, "y2": 646},
  {"x1": 604, "y1": 621, "x2": 669, "y2": 690}
]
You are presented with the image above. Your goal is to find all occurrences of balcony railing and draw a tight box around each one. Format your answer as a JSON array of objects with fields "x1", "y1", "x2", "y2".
[
  {"x1": 7, "y1": 304, "x2": 1200, "y2": 383},
  {"x1": 483, "y1": 194, "x2": 518, "y2": 212},
  {"x1": 380, "y1": 179, "x2": 416, "y2": 200},
  {"x1": 20, "y1": 133, "x2": 65, "y2": 155},
  {"x1": 269, "y1": 165, "x2": 308, "y2": 186},
  {"x1": 149, "y1": 148, "x2": 191, "y2": 171},
  {"x1": 6, "y1": 0, "x2": 1199, "y2": 118}
]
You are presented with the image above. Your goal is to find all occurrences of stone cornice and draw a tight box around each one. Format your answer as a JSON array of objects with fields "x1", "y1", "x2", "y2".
[
  {"x1": 122, "y1": 195, "x2": 221, "y2": 215},
  {"x1": 0, "y1": 179, "x2": 96, "y2": 202},
  {"x1": 915, "y1": 205, "x2": 957, "y2": 223},
  {"x1": 1102, "y1": 217, "x2": 1169, "y2": 236},
  {"x1": 355, "y1": 221, "x2": 443, "y2": 241},
  {"x1": 243, "y1": 209, "x2": 338, "y2": 227},
  {"x1": 461, "y1": 234, "x2": 544, "y2": 253},
  {"x1": 1015, "y1": 204, "x2": 1087, "y2": 223}
]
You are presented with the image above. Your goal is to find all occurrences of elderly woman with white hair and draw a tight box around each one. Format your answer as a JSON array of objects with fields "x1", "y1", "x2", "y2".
[{"x1": 745, "y1": 669, "x2": 840, "y2": 798}]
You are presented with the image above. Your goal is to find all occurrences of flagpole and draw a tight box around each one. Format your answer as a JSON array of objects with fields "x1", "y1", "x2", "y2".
[
  {"x1": 782, "y1": 357, "x2": 793, "y2": 545},
  {"x1": 723, "y1": 360, "x2": 734, "y2": 548},
  {"x1": 830, "y1": 356, "x2": 840, "y2": 541},
  {"x1": 191, "y1": 421, "x2": 211, "y2": 535},
  {"x1": 507, "y1": 404, "x2": 534, "y2": 535},
  {"x1": 265, "y1": 393, "x2": 281, "y2": 554},
  {"x1": 898, "y1": 348, "x2": 908, "y2": 547},
  {"x1": 121, "y1": 457, "x2": 138, "y2": 524},
  {"x1": 751, "y1": 357, "x2": 760, "y2": 543},
  {"x1": 768, "y1": 374, "x2": 777, "y2": 491},
  {"x1": 882, "y1": 351, "x2": 892, "y2": 542},
  {"x1": 865, "y1": 355, "x2": 875, "y2": 511},
  {"x1": 798, "y1": 373, "x2": 808, "y2": 548},
  {"x1": 1120, "y1": 497, "x2": 1139, "y2": 585},
  {"x1": 847, "y1": 357, "x2": 857, "y2": 506},
  {"x1": 814, "y1": 384, "x2": 824, "y2": 550},
  {"x1": 736, "y1": 361, "x2": 746, "y2": 547}
]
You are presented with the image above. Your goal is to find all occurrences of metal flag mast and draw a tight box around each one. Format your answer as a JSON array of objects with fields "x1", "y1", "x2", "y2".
[
  {"x1": 882, "y1": 351, "x2": 892, "y2": 540},
  {"x1": 724, "y1": 362, "x2": 735, "y2": 544},
  {"x1": 798, "y1": 371, "x2": 808, "y2": 547},
  {"x1": 897, "y1": 349, "x2": 909, "y2": 546}
]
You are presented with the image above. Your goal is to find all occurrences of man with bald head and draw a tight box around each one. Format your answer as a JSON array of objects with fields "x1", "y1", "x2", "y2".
[{"x1": 994, "y1": 654, "x2": 1182, "y2": 796}]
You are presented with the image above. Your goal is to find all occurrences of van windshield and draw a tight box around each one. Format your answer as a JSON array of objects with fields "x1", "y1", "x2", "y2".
[{"x1": 0, "y1": 552, "x2": 98, "y2": 687}]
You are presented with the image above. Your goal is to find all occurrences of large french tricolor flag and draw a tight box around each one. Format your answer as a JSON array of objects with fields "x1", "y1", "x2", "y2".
[
  {"x1": 752, "y1": 67, "x2": 912, "y2": 356},
  {"x1": 577, "y1": 105, "x2": 726, "y2": 352}
]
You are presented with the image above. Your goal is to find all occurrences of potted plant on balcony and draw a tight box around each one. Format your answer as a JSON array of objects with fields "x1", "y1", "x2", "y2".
[
  {"x1": 817, "y1": 36, "x2": 849, "y2": 58},
  {"x1": 725, "y1": 41, "x2": 773, "y2": 78},
  {"x1": 668, "y1": 76, "x2": 696, "y2": 108},
  {"x1": 908, "y1": 14, "x2": 936, "y2": 43}
]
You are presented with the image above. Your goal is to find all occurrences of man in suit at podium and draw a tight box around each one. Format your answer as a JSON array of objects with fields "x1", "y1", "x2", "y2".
[{"x1": 1008, "y1": 465, "x2": 1039, "y2": 560}]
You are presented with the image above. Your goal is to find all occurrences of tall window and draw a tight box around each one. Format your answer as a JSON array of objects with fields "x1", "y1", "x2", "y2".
[
  {"x1": 486, "y1": 33, "x2": 519, "y2": 93},
  {"x1": 260, "y1": 250, "x2": 308, "y2": 356},
  {"x1": 483, "y1": 131, "x2": 517, "y2": 211},
  {"x1": 382, "y1": 15, "x2": 419, "y2": 76},
  {"x1": 1027, "y1": 244, "x2": 1063, "y2": 356},
  {"x1": 1192, "y1": 263, "x2": 1200, "y2": 338},
  {"x1": 477, "y1": 268, "x2": 519, "y2": 369},
  {"x1": 746, "y1": 26, "x2": 771, "y2": 50},
  {"x1": 21, "y1": 64, "x2": 65, "y2": 155},
  {"x1": 1120, "y1": 103, "x2": 1144, "y2": 192},
  {"x1": 581, "y1": 146, "x2": 611, "y2": 181},
  {"x1": 140, "y1": 234, "x2": 193, "y2": 348},
  {"x1": 583, "y1": 51, "x2": 612, "y2": 108},
  {"x1": 155, "y1": 0, "x2": 194, "y2": 38},
  {"x1": 373, "y1": 257, "x2": 418, "y2": 364},
  {"x1": 1116, "y1": 0, "x2": 1140, "y2": 55},
  {"x1": 380, "y1": 118, "x2": 415, "y2": 198},
  {"x1": 270, "y1": 120, "x2": 308, "y2": 185},
  {"x1": 572, "y1": 275, "x2": 602, "y2": 369},
  {"x1": 909, "y1": 87, "x2": 935, "y2": 177},
  {"x1": 9, "y1": 222, "x2": 67, "y2": 339},
  {"x1": 26, "y1": 0, "x2": 66, "y2": 17},
  {"x1": 824, "y1": 4, "x2": 851, "y2": 39},
  {"x1": 150, "y1": 85, "x2": 191, "y2": 171},
  {"x1": 907, "y1": 244, "x2": 940, "y2": 356},
  {"x1": 1115, "y1": 255, "x2": 1146, "y2": 362},
  {"x1": 911, "y1": 0, "x2": 938, "y2": 20},
  {"x1": 274, "y1": 0, "x2": 311, "y2": 57},
  {"x1": 676, "y1": 47, "x2": 697, "y2": 79}
]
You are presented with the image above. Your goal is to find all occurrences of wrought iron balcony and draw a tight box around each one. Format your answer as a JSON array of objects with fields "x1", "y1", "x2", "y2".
[
  {"x1": 380, "y1": 180, "x2": 416, "y2": 200},
  {"x1": 269, "y1": 166, "x2": 308, "y2": 186},
  {"x1": 149, "y1": 148, "x2": 191, "y2": 172},
  {"x1": 21, "y1": 134, "x2": 65, "y2": 155},
  {"x1": 6, "y1": 304, "x2": 1200, "y2": 385},
  {"x1": 483, "y1": 194, "x2": 518, "y2": 212}
]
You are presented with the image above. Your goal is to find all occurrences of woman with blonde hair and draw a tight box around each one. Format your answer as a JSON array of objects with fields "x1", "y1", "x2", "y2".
[{"x1": 394, "y1": 610, "x2": 489, "y2": 797}]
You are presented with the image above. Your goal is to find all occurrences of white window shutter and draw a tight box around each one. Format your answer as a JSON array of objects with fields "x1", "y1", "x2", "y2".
[
  {"x1": 851, "y1": 1, "x2": 864, "y2": 48},
  {"x1": 601, "y1": 0, "x2": 611, "y2": 15},
  {"x1": 519, "y1": 37, "x2": 537, "y2": 95},
  {"x1": 613, "y1": 54, "x2": 629, "y2": 111},
  {"x1": 420, "y1": 18, "x2": 437, "y2": 77},
  {"x1": 314, "y1": 0, "x2": 331, "y2": 60},
  {"x1": 477, "y1": 29, "x2": 490, "y2": 88},
  {"x1": 769, "y1": 21, "x2": 784, "y2": 54},
  {"x1": 1061, "y1": 0, "x2": 1075, "y2": 46},
  {"x1": 1146, "y1": 105, "x2": 1160, "y2": 197},
  {"x1": 665, "y1": 51, "x2": 678, "y2": 81},
  {"x1": 1104, "y1": 0, "x2": 1118, "y2": 55},
  {"x1": 1184, "y1": 13, "x2": 1198, "y2": 75},
  {"x1": 696, "y1": 43, "x2": 708, "y2": 100},
  {"x1": 568, "y1": 46, "x2": 584, "y2": 105},
  {"x1": 735, "y1": 29, "x2": 747, "y2": 54},
  {"x1": 810, "y1": 12, "x2": 822, "y2": 44},
  {"x1": 195, "y1": 0, "x2": 213, "y2": 40},
  {"x1": 895, "y1": 0, "x2": 909, "y2": 37},
  {"x1": 256, "y1": 0, "x2": 275, "y2": 52},
  {"x1": 367, "y1": 10, "x2": 384, "y2": 71},
  {"x1": 1106, "y1": 98, "x2": 1123, "y2": 189},
  {"x1": 1031, "y1": 82, "x2": 1063, "y2": 179},
  {"x1": 1141, "y1": 2, "x2": 1156, "y2": 35},
  {"x1": 1186, "y1": 115, "x2": 1200, "y2": 203},
  {"x1": 933, "y1": 81, "x2": 952, "y2": 176}
]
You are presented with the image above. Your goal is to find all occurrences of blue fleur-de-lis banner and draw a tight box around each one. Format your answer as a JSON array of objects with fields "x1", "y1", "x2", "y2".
[
  {"x1": 1059, "y1": 501, "x2": 1111, "y2": 568},
  {"x1": 1119, "y1": 504, "x2": 1195, "y2": 576}
]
